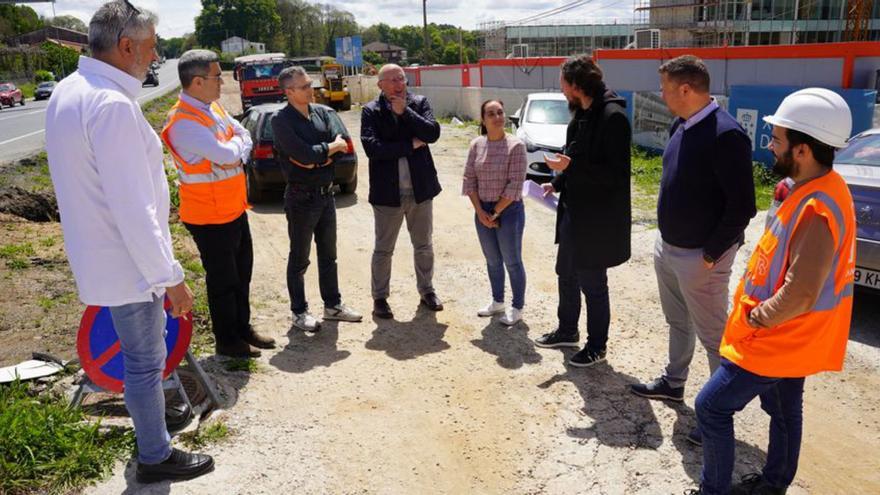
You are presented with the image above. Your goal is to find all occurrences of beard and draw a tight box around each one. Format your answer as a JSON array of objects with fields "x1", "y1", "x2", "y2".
[
  {"x1": 772, "y1": 149, "x2": 796, "y2": 178},
  {"x1": 567, "y1": 97, "x2": 581, "y2": 113}
]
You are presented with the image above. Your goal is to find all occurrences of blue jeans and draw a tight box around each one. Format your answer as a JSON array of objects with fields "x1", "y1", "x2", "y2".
[
  {"x1": 285, "y1": 185, "x2": 341, "y2": 314},
  {"x1": 474, "y1": 200, "x2": 526, "y2": 309},
  {"x1": 555, "y1": 210, "x2": 610, "y2": 352},
  {"x1": 696, "y1": 359, "x2": 805, "y2": 494},
  {"x1": 108, "y1": 295, "x2": 172, "y2": 465}
]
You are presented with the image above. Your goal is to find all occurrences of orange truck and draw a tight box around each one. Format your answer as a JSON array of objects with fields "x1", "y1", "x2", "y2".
[{"x1": 232, "y1": 53, "x2": 293, "y2": 111}]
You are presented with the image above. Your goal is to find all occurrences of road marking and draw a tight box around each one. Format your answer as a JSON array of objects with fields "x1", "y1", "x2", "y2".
[
  {"x1": 0, "y1": 108, "x2": 48, "y2": 122},
  {"x1": 0, "y1": 128, "x2": 45, "y2": 146},
  {"x1": 0, "y1": 67, "x2": 178, "y2": 154}
]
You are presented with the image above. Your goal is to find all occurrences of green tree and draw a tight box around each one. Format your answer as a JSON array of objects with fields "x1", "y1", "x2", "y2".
[
  {"x1": 194, "y1": 0, "x2": 281, "y2": 50},
  {"x1": 47, "y1": 15, "x2": 88, "y2": 33},
  {"x1": 320, "y1": 5, "x2": 358, "y2": 56},
  {"x1": 362, "y1": 49, "x2": 384, "y2": 65},
  {"x1": 0, "y1": 5, "x2": 44, "y2": 39},
  {"x1": 40, "y1": 41, "x2": 78, "y2": 78}
]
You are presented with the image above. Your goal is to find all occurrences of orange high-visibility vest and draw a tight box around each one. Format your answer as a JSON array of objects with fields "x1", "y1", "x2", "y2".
[
  {"x1": 720, "y1": 171, "x2": 856, "y2": 378},
  {"x1": 161, "y1": 98, "x2": 248, "y2": 225}
]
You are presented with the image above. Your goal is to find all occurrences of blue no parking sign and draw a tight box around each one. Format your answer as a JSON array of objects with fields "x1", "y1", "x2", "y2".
[{"x1": 76, "y1": 297, "x2": 192, "y2": 393}]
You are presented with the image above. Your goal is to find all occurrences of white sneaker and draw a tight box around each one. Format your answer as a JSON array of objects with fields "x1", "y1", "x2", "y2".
[
  {"x1": 293, "y1": 311, "x2": 320, "y2": 332},
  {"x1": 477, "y1": 300, "x2": 505, "y2": 317},
  {"x1": 324, "y1": 303, "x2": 363, "y2": 322},
  {"x1": 499, "y1": 307, "x2": 522, "y2": 326}
]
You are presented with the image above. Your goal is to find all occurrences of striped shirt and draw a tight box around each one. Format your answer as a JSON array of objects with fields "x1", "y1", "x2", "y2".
[{"x1": 462, "y1": 134, "x2": 527, "y2": 202}]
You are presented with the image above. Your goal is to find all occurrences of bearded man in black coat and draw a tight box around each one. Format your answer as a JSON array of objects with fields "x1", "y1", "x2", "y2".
[{"x1": 533, "y1": 54, "x2": 632, "y2": 368}]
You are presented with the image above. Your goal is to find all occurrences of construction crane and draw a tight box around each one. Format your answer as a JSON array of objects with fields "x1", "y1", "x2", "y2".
[{"x1": 844, "y1": 0, "x2": 875, "y2": 42}]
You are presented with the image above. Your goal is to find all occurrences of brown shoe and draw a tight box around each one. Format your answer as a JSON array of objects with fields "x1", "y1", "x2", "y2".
[
  {"x1": 243, "y1": 331, "x2": 276, "y2": 349},
  {"x1": 215, "y1": 340, "x2": 261, "y2": 358}
]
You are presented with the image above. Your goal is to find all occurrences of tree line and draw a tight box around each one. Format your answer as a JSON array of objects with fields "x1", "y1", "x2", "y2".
[
  {"x1": 1, "y1": 1, "x2": 480, "y2": 68},
  {"x1": 190, "y1": 0, "x2": 479, "y2": 65}
]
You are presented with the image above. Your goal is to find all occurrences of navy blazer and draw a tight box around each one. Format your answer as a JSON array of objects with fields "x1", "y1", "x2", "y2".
[{"x1": 360, "y1": 93, "x2": 442, "y2": 206}]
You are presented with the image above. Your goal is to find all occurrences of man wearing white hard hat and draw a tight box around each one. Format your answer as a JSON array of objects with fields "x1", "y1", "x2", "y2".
[{"x1": 689, "y1": 88, "x2": 857, "y2": 495}]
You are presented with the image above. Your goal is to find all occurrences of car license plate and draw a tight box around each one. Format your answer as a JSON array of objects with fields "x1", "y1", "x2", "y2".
[{"x1": 854, "y1": 267, "x2": 880, "y2": 289}]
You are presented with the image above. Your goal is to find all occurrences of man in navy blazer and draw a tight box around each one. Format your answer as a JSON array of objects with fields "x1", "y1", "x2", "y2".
[{"x1": 360, "y1": 64, "x2": 443, "y2": 319}]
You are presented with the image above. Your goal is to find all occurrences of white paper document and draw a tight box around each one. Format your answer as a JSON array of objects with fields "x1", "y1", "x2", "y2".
[{"x1": 522, "y1": 180, "x2": 558, "y2": 211}]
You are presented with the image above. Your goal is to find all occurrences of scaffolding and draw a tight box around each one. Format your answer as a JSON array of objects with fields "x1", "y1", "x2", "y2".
[{"x1": 633, "y1": 0, "x2": 751, "y2": 47}]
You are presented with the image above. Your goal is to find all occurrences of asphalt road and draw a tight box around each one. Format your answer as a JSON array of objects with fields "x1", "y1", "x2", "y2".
[{"x1": 0, "y1": 59, "x2": 181, "y2": 164}]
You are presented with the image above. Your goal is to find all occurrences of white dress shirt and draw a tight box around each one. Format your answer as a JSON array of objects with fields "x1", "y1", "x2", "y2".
[
  {"x1": 166, "y1": 91, "x2": 252, "y2": 166},
  {"x1": 45, "y1": 56, "x2": 184, "y2": 307}
]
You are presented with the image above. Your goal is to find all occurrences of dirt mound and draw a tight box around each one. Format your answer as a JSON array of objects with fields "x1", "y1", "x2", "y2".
[{"x1": 0, "y1": 186, "x2": 58, "y2": 222}]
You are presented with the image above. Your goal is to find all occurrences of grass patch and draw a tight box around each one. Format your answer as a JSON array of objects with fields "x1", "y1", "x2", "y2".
[
  {"x1": 0, "y1": 380, "x2": 135, "y2": 494},
  {"x1": 178, "y1": 421, "x2": 230, "y2": 450},
  {"x1": 40, "y1": 236, "x2": 58, "y2": 248},
  {"x1": 37, "y1": 292, "x2": 75, "y2": 311},
  {"x1": 1, "y1": 152, "x2": 53, "y2": 192},
  {"x1": 142, "y1": 89, "x2": 181, "y2": 132},
  {"x1": 752, "y1": 162, "x2": 777, "y2": 211},
  {"x1": 222, "y1": 358, "x2": 260, "y2": 373},
  {"x1": 1, "y1": 242, "x2": 35, "y2": 270},
  {"x1": 19, "y1": 83, "x2": 35, "y2": 100}
]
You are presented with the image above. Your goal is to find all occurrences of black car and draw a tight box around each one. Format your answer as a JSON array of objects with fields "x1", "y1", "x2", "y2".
[
  {"x1": 239, "y1": 102, "x2": 358, "y2": 202},
  {"x1": 34, "y1": 81, "x2": 56, "y2": 101},
  {"x1": 143, "y1": 68, "x2": 159, "y2": 87}
]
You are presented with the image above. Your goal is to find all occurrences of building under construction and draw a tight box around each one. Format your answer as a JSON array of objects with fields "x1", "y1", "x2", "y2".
[
  {"x1": 479, "y1": 0, "x2": 880, "y2": 57},
  {"x1": 636, "y1": 0, "x2": 880, "y2": 47}
]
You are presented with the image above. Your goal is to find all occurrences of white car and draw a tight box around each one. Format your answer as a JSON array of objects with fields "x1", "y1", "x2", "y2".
[{"x1": 510, "y1": 92, "x2": 569, "y2": 183}]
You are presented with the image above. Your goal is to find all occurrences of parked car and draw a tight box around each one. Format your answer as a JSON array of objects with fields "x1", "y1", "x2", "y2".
[
  {"x1": 34, "y1": 81, "x2": 56, "y2": 101},
  {"x1": 0, "y1": 82, "x2": 25, "y2": 107},
  {"x1": 239, "y1": 102, "x2": 358, "y2": 202},
  {"x1": 143, "y1": 68, "x2": 159, "y2": 87},
  {"x1": 836, "y1": 128, "x2": 880, "y2": 292},
  {"x1": 509, "y1": 92, "x2": 568, "y2": 183}
]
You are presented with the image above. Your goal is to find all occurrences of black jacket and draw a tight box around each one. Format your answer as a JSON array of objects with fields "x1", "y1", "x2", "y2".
[
  {"x1": 551, "y1": 90, "x2": 632, "y2": 270},
  {"x1": 361, "y1": 93, "x2": 442, "y2": 206},
  {"x1": 271, "y1": 103, "x2": 342, "y2": 186}
]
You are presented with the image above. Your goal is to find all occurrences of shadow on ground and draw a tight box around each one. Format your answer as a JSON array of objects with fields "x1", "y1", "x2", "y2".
[{"x1": 364, "y1": 305, "x2": 449, "y2": 360}]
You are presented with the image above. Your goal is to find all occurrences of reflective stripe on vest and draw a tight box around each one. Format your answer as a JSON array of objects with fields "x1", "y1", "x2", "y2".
[{"x1": 720, "y1": 171, "x2": 856, "y2": 378}]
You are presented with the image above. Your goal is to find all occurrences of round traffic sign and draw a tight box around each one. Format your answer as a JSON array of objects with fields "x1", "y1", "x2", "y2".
[{"x1": 76, "y1": 297, "x2": 192, "y2": 393}]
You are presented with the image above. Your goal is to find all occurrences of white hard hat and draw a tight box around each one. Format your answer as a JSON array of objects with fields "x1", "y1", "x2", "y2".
[{"x1": 762, "y1": 87, "x2": 852, "y2": 149}]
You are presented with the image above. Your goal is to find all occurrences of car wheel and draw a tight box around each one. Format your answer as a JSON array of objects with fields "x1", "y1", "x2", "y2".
[
  {"x1": 20, "y1": 98, "x2": 25, "y2": 106},
  {"x1": 246, "y1": 166, "x2": 263, "y2": 203},
  {"x1": 340, "y1": 175, "x2": 357, "y2": 194}
]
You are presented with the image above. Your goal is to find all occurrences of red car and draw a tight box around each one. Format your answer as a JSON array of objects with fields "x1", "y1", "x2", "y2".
[{"x1": 0, "y1": 83, "x2": 25, "y2": 108}]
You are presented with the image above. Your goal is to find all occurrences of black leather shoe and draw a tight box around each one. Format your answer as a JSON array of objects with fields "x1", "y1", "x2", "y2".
[
  {"x1": 164, "y1": 399, "x2": 192, "y2": 434},
  {"x1": 372, "y1": 298, "x2": 393, "y2": 319},
  {"x1": 215, "y1": 340, "x2": 261, "y2": 359},
  {"x1": 242, "y1": 331, "x2": 276, "y2": 349},
  {"x1": 420, "y1": 292, "x2": 444, "y2": 311},
  {"x1": 136, "y1": 448, "x2": 214, "y2": 483}
]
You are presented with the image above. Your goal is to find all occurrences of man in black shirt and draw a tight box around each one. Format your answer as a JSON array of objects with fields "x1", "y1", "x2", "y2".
[{"x1": 271, "y1": 66, "x2": 362, "y2": 332}]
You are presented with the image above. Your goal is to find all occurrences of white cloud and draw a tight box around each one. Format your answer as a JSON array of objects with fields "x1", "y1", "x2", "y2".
[{"x1": 29, "y1": 0, "x2": 633, "y2": 39}]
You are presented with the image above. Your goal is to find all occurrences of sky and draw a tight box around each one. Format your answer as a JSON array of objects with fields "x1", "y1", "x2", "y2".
[{"x1": 28, "y1": 0, "x2": 635, "y2": 39}]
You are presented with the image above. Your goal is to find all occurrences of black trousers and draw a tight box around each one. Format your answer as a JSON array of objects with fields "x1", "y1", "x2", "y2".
[
  {"x1": 284, "y1": 184, "x2": 341, "y2": 314},
  {"x1": 184, "y1": 212, "x2": 253, "y2": 345}
]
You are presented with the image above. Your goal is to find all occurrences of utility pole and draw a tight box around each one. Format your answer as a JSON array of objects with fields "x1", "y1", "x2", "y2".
[
  {"x1": 422, "y1": 0, "x2": 430, "y2": 64},
  {"x1": 459, "y1": 27, "x2": 463, "y2": 65}
]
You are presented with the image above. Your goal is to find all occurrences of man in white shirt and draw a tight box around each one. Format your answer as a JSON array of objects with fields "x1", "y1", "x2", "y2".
[
  {"x1": 162, "y1": 49, "x2": 275, "y2": 358},
  {"x1": 45, "y1": 0, "x2": 213, "y2": 483}
]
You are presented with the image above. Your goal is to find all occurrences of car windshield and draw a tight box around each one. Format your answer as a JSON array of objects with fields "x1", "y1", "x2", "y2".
[
  {"x1": 38, "y1": 82, "x2": 54, "y2": 88},
  {"x1": 242, "y1": 63, "x2": 285, "y2": 80},
  {"x1": 0, "y1": 84, "x2": 12, "y2": 91},
  {"x1": 525, "y1": 99, "x2": 569, "y2": 125},
  {"x1": 836, "y1": 133, "x2": 880, "y2": 167}
]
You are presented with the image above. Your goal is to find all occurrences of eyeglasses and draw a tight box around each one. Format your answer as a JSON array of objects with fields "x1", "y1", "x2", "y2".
[
  {"x1": 290, "y1": 81, "x2": 313, "y2": 91},
  {"x1": 198, "y1": 74, "x2": 223, "y2": 82},
  {"x1": 381, "y1": 76, "x2": 407, "y2": 84},
  {"x1": 117, "y1": 0, "x2": 141, "y2": 44}
]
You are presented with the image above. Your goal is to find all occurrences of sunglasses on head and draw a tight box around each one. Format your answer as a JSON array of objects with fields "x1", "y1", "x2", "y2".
[{"x1": 117, "y1": 0, "x2": 142, "y2": 43}]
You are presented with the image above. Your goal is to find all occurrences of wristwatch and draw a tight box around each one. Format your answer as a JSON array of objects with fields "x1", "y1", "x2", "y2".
[{"x1": 702, "y1": 252, "x2": 716, "y2": 266}]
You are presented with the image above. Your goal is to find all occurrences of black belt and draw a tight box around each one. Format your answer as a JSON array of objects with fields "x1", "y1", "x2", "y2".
[{"x1": 288, "y1": 183, "x2": 334, "y2": 195}]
